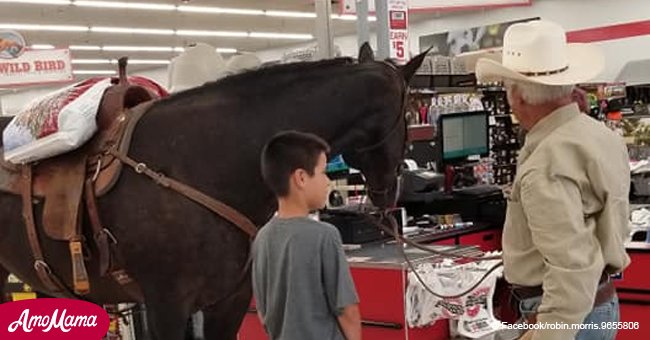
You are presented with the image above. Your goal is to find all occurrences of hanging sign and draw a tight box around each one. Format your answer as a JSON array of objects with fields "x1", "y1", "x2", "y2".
[
  {"x1": 0, "y1": 30, "x2": 73, "y2": 87},
  {"x1": 342, "y1": 0, "x2": 531, "y2": 15},
  {"x1": 388, "y1": 0, "x2": 409, "y2": 64}
]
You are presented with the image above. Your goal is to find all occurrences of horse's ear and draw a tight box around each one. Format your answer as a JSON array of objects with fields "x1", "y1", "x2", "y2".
[
  {"x1": 400, "y1": 46, "x2": 431, "y2": 83},
  {"x1": 358, "y1": 42, "x2": 374, "y2": 63}
]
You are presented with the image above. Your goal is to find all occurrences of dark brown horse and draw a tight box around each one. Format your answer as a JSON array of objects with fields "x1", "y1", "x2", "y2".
[{"x1": 0, "y1": 44, "x2": 426, "y2": 339}]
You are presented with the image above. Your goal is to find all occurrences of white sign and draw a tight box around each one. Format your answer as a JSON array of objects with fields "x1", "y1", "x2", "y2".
[
  {"x1": 342, "y1": 0, "x2": 530, "y2": 14},
  {"x1": 388, "y1": 0, "x2": 409, "y2": 64},
  {"x1": 0, "y1": 49, "x2": 74, "y2": 87}
]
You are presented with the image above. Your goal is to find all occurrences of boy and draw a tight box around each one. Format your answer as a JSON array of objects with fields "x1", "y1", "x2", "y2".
[{"x1": 253, "y1": 131, "x2": 361, "y2": 340}]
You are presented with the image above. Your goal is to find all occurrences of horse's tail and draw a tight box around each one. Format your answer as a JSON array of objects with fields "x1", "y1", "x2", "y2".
[{"x1": 0, "y1": 264, "x2": 10, "y2": 303}]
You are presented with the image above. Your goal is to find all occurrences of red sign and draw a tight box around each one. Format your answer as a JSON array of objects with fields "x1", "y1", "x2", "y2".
[
  {"x1": 0, "y1": 298, "x2": 110, "y2": 339},
  {"x1": 390, "y1": 10, "x2": 407, "y2": 29},
  {"x1": 388, "y1": 0, "x2": 409, "y2": 64},
  {"x1": 0, "y1": 48, "x2": 74, "y2": 87}
]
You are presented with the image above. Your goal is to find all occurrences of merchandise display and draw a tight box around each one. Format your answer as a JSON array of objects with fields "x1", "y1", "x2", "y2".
[{"x1": 480, "y1": 84, "x2": 520, "y2": 185}]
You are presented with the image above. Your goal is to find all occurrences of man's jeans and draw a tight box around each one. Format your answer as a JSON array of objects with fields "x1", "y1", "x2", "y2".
[{"x1": 519, "y1": 294, "x2": 619, "y2": 340}]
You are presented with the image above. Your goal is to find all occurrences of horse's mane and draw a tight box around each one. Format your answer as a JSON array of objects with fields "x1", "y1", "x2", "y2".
[
  {"x1": 159, "y1": 57, "x2": 357, "y2": 104},
  {"x1": 212, "y1": 57, "x2": 355, "y2": 89}
]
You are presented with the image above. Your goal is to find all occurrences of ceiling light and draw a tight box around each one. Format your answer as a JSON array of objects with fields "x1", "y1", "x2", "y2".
[
  {"x1": 102, "y1": 46, "x2": 173, "y2": 52},
  {"x1": 0, "y1": 0, "x2": 70, "y2": 5},
  {"x1": 265, "y1": 10, "x2": 316, "y2": 18},
  {"x1": 91, "y1": 26, "x2": 174, "y2": 35},
  {"x1": 216, "y1": 48, "x2": 237, "y2": 54},
  {"x1": 72, "y1": 59, "x2": 111, "y2": 64},
  {"x1": 176, "y1": 30, "x2": 247, "y2": 37},
  {"x1": 249, "y1": 32, "x2": 313, "y2": 40},
  {"x1": 30, "y1": 44, "x2": 55, "y2": 49},
  {"x1": 66, "y1": 45, "x2": 237, "y2": 54},
  {"x1": 74, "y1": 1, "x2": 175, "y2": 11},
  {"x1": 69, "y1": 45, "x2": 101, "y2": 51},
  {"x1": 0, "y1": 24, "x2": 88, "y2": 31},
  {"x1": 177, "y1": 6, "x2": 264, "y2": 16},
  {"x1": 68, "y1": 45, "x2": 102, "y2": 51},
  {"x1": 73, "y1": 70, "x2": 116, "y2": 75},
  {"x1": 115, "y1": 59, "x2": 170, "y2": 65},
  {"x1": 0, "y1": 24, "x2": 310, "y2": 41},
  {"x1": 0, "y1": 2, "x2": 374, "y2": 22},
  {"x1": 332, "y1": 14, "x2": 377, "y2": 21}
]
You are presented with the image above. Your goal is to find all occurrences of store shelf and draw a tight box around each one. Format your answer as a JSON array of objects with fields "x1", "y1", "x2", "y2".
[
  {"x1": 409, "y1": 87, "x2": 477, "y2": 94},
  {"x1": 407, "y1": 125, "x2": 435, "y2": 142},
  {"x1": 491, "y1": 144, "x2": 520, "y2": 151},
  {"x1": 478, "y1": 87, "x2": 506, "y2": 92},
  {"x1": 624, "y1": 114, "x2": 650, "y2": 119}
]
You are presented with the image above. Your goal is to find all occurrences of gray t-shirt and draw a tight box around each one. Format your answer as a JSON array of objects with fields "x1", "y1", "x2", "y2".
[{"x1": 252, "y1": 217, "x2": 359, "y2": 340}]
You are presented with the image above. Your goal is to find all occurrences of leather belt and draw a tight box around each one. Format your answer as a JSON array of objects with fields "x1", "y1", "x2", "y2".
[{"x1": 511, "y1": 272, "x2": 615, "y2": 309}]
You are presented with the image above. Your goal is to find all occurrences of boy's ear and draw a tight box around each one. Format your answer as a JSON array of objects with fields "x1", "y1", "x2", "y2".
[{"x1": 291, "y1": 169, "x2": 307, "y2": 190}]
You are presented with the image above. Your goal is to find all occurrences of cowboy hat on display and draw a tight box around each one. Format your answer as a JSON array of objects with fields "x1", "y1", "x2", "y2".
[{"x1": 476, "y1": 20, "x2": 605, "y2": 86}]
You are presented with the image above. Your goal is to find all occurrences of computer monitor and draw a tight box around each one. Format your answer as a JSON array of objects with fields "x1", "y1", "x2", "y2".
[{"x1": 439, "y1": 111, "x2": 489, "y2": 162}]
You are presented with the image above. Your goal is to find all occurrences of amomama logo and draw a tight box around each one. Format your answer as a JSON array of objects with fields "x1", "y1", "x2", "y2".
[{"x1": 0, "y1": 298, "x2": 110, "y2": 339}]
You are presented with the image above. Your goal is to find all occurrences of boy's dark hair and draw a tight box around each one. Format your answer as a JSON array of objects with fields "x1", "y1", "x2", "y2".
[{"x1": 261, "y1": 131, "x2": 331, "y2": 197}]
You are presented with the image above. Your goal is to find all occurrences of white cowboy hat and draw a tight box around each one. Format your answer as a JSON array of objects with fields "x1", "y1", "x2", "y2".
[
  {"x1": 476, "y1": 20, "x2": 604, "y2": 86},
  {"x1": 168, "y1": 43, "x2": 226, "y2": 93}
]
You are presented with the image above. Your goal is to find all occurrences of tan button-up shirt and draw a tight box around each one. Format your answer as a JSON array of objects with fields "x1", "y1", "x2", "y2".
[{"x1": 503, "y1": 103, "x2": 630, "y2": 340}]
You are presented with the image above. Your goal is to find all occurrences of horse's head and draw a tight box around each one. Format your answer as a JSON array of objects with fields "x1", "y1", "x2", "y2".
[{"x1": 341, "y1": 43, "x2": 428, "y2": 209}]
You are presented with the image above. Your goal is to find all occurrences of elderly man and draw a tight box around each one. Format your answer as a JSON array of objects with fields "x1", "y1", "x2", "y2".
[{"x1": 476, "y1": 21, "x2": 630, "y2": 340}]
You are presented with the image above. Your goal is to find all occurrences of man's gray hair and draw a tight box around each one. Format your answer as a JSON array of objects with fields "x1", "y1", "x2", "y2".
[{"x1": 504, "y1": 79, "x2": 574, "y2": 105}]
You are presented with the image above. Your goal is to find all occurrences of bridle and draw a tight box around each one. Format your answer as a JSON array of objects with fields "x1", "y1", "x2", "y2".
[
  {"x1": 352, "y1": 60, "x2": 504, "y2": 299},
  {"x1": 354, "y1": 60, "x2": 409, "y2": 155},
  {"x1": 352, "y1": 61, "x2": 410, "y2": 204}
]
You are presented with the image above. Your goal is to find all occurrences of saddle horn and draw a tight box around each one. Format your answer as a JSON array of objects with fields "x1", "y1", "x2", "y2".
[{"x1": 115, "y1": 57, "x2": 128, "y2": 85}]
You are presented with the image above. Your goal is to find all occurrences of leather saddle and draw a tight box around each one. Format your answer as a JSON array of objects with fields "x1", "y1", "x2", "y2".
[{"x1": 0, "y1": 58, "x2": 155, "y2": 298}]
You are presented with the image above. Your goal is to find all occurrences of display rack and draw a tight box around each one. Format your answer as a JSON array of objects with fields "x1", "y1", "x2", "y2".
[{"x1": 480, "y1": 85, "x2": 520, "y2": 185}]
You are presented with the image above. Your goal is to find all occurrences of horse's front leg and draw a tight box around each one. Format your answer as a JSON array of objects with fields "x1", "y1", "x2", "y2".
[
  {"x1": 202, "y1": 281, "x2": 252, "y2": 340},
  {"x1": 142, "y1": 284, "x2": 193, "y2": 340}
]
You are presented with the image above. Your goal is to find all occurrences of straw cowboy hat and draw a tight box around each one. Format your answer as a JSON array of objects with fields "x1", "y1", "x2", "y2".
[{"x1": 476, "y1": 20, "x2": 604, "y2": 86}]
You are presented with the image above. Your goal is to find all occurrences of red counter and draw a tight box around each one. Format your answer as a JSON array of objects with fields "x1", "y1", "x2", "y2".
[
  {"x1": 616, "y1": 242, "x2": 650, "y2": 340},
  {"x1": 238, "y1": 268, "x2": 450, "y2": 340}
]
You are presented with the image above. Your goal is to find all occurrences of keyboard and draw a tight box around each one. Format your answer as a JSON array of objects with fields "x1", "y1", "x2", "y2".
[{"x1": 453, "y1": 184, "x2": 502, "y2": 197}]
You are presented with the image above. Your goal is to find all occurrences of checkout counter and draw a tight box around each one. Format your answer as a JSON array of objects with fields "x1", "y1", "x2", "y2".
[
  {"x1": 239, "y1": 165, "x2": 650, "y2": 340},
  {"x1": 238, "y1": 201, "x2": 505, "y2": 340},
  {"x1": 617, "y1": 241, "x2": 650, "y2": 340}
]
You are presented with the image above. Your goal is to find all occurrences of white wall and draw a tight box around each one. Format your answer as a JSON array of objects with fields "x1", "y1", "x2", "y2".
[
  {"x1": 259, "y1": 0, "x2": 650, "y2": 83},
  {"x1": 3, "y1": 0, "x2": 650, "y2": 115},
  {"x1": 407, "y1": 0, "x2": 650, "y2": 82}
]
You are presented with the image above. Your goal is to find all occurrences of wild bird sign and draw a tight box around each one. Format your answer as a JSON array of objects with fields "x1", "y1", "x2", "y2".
[{"x1": 0, "y1": 30, "x2": 73, "y2": 88}]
